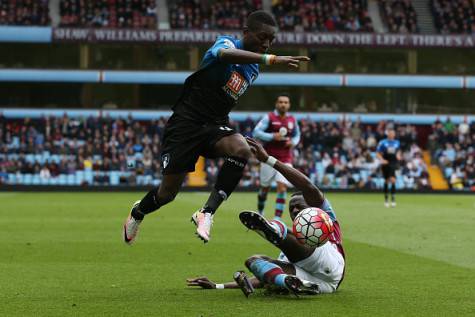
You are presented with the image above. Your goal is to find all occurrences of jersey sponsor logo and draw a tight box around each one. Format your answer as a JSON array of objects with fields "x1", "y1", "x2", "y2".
[
  {"x1": 161, "y1": 153, "x2": 170, "y2": 169},
  {"x1": 223, "y1": 71, "x2": 250, "y2": 100},
  {"x1": 271, "y1": 121, "x2": 281, "y2": 125}
]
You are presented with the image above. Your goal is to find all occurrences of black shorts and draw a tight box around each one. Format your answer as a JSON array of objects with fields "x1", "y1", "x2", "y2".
[
  {"x1": 160, "y1": 114, "x2": 236, "y2": 175},
  {"x1": 381, "y1": 164, "x2": 396, "y2": 179}
]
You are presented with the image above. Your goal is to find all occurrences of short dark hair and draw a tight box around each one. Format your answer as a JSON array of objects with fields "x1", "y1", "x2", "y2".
[
  {"x1": 246, "y1": 10, "x2": 277, "y2": 31},
  {"x1": 276, "y1": 92, "x2": 291, "y2": 101},
  {"x1": 290, "y1": 191, "x2": 303, "y2": 198}
]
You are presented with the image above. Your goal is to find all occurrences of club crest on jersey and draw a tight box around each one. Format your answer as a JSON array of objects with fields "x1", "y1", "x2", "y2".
[
  {"x1": 288, "y1": 122, "x2": 294, "y2": 130},
  {"x1": 161, "y1": 153, "x2": 170, "y2": 169},
  {"x1": 223, "y1": 71, "x2": 249, "y2": 100}
]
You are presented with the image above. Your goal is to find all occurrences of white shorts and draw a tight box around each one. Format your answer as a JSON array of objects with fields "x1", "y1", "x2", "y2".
[
  {"x1": 293, "y1": 242, "x2": 345, "y2": 294},
  {"x1": 259, "y1": 162, "x2": 292, "y2": 187}
]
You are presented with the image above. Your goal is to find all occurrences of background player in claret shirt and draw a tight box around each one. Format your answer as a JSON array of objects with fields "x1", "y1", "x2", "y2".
[
  {"x1": 187, "y1": 138, "x2": 345, "y2": 295},
  {"x1": 377, "y1": 127, "x2": 402, "y2": 207},
  {"x1": 253, "y1": 93, "x2": 300, "y2": 220},
  {"x1": 123, "y1": 11, "x2": 310, "y2": 244}
]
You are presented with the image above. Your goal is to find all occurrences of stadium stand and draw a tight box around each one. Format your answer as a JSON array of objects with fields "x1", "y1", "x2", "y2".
[
  {"x1": 0, "y1": 0, "x2": 50, "y2": 26},
  {"x1": 271, "y1": 0, "x2": 373, "y2": 32},
  {"x1": 380, "y1": 0, "x2": 418, "y2": 33},
  {"x1": 168, "y1": 0, "x2": 261, "y2": 29},
  {"x1": 429, "y1": 117, "x2": 475, "y2": 190},
  {"x1": 0, "y1": 112, "x2": 432, "y2": 190},
  {"x1": 430, "y1": 0, "x2": 475, "y2": 34},
  {"x1": 59, "y1": 0, "x2": 157, "y2": 29}
]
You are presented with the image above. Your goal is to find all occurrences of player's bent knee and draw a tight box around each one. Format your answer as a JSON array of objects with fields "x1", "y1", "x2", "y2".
[
  {"x1": 245, "y1": 255, "x2": 266, "y2": 268},
  {"x1": 232, "y1": 146, "x2": 252, "y2": 160}
]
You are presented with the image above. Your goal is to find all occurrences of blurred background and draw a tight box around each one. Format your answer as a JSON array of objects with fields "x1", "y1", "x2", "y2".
[{"x1": 0, "y1": 0, "x2": 473, "y2": 191}]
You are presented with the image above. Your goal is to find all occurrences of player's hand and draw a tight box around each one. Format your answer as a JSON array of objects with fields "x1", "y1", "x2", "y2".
[
  {"x1": 274, "y1": 56, "x2": 310, "y2": 69},
  {"x1": 284, "y1": 140, "x2": 293, "y2": 148},
  {"x1": 186, "y1": 277, "x2": 216, "y2": 289},
  {"x1": 273, "y1": 132, "x2": 288, "y2": 141},
  {"x1": 381, "y1": 159, "x2": 389, "y2": 165},
  {"x1": 246, "y1": 137, "x2": 269, "y2": 162}
]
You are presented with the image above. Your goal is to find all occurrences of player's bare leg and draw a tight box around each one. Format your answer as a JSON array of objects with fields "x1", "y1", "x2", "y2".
[
  {"x1": 257, "y1": 186, "x2": 270, "y2": 215},
  {"x1": 274, "y1": 181, "x2": 287, "y2": 220},
  {"x1": 123, "y1": 173, "x2": 186, "y2": 244},
  {"x1": 192, "y1": 134, "x2": 252, "y2": 242}
]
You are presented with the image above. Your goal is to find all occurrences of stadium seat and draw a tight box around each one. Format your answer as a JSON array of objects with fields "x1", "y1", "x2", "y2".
[
  {"x1": 360, "y1": 170, "x2": 369, "y2": 182},
  {"x1": 40, "y1": 177, "x2": 49, "y2": 185},
  {"x1": 49, "y1": 177, "x2": 59, "y2": 185},
  {"x1": 76, "y1": 171, "x2": 85, "y2": 184},
  {"x1": 144, "y1": 175, "x2": 153, "y2": 185},
  {"x1": 25, "y1": 154, "x2": 35, "y2": 163},
  {"x1": 84, "y1": 170, "x2": 94, "y2": 184},
  {"x1": 67, "y1": 174, "x2": 76, "y2": 185},
  {"x1": 8, "y1": 174, "x2": 16, "y2": 184},
  {"x1": 35, "y1": 154, "x2": 43, "y2": 164},
  {"x1": 444, "y1": 167, "x2": 453, "y2": 178},
  {"x1": 32, "y1": 174, "x2": 41, "y2": 185},
  {"x1": 23, "y1": 174, "x2": 33, "y2": 185},
  {"x1": 59, "y1": 174, "x2": 68, "y2": 185},
  {"x1": 110, "y1": 171, "x2": 120, "y2": 186}
]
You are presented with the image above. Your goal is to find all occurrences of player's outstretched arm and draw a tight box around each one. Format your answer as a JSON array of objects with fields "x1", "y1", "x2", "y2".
[
  {"x1": 246, "y1": 137, "x2": 325, "y2": 207},
  {"x1": 218, "y1": 48, "x2": 310, "y2": 69},
  {"x1": 186, "y1": 276, "x2": 262, "y2": 289}
]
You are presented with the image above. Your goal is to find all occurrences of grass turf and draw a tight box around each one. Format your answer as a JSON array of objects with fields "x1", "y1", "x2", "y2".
[{"x1": 0, "y1": 192, "x2": 474, "y2": 316}]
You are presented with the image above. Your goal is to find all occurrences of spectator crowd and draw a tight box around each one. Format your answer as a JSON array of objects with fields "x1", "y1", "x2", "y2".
[
  {"x1": 168, "y1": 0, "x2": 261, "y2": 29},
  {"x1": 428, "y1": 117, "x2": 475, "y2": 190},
  {"x1": 0, "y1": 112, "x2": 457, "y2": 191},
  {"x1": 380, "y1": 0, "x2": 418, "y2": 33},
  {"x1": 59, "y1": 0, "x2": 157, "y2": 29},
  {"x1": 0, "y1": 0, "x2": 50, "y2": 26},
  {"x1": 3, "y1": 0, "x2": 475, "y2": 37},
  {"x1": 271, "y1": 0, "x2": 373, "y2": 32},
  {"x1": 205, "y1": 117, "x2": 430, "y2": 190},
  {"x1": 431, "y1": 0, "x2": 475, "y2": 34}
]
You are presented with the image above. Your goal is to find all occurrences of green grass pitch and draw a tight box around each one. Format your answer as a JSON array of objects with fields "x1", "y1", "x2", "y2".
[{"x1": 1, "y1": 192, "x2": 474, "y2": 316}]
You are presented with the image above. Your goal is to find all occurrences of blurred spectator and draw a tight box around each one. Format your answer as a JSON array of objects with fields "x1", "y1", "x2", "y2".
[
  {"x1": 169, "y1": 0, "x2": 261, "y2": 29},
  {"x1": 272, "y1": 0, "x2": 373, "y2": 32},
  {"x1": 60, "y1": 0, "x2": 157, "y2": 29},
  {"x1": 0, "y1": 0, "x2": 50, "y2": 26},
  {"x1": 430, "y1": 117, "x2": 475, "y2": 190},
  {"x1": 0, "y1": 113, "x2": 436, "y2": 190},
  {"x1": 431, "y1": 0, "x2": 475, "y2": 34},
  {"x1": 380, "y1": 0, "x2": 418, "y2": 33}
]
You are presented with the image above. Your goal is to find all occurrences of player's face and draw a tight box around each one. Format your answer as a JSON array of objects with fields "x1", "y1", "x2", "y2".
[
  {"x1": 243, "y1": 24, "x2": 276, "y2": 53},
  {"x1": 387, "y1": 130, "x2": 396, "y2": 139},
  {"x1": 289, "y1": 195, "x2": 310, "y2": 221},
  {"x1": 275, "y1": 96, "x2": 290, "y2": 115}
]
